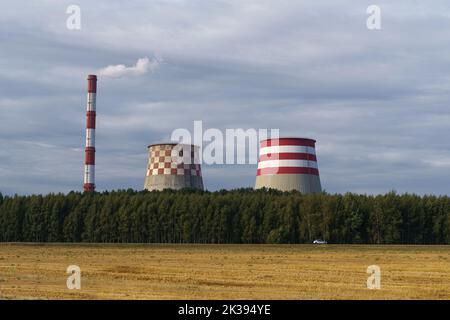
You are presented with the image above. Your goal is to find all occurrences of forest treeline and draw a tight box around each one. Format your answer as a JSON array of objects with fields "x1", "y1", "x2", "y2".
[{"x1": 0, "y1": 189, "x2": 449, "y2": 244}]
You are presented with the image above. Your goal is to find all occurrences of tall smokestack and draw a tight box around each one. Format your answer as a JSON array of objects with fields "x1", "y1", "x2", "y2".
[{"x1": 83, "y1": 75, "x2": 97, "y2": 192}]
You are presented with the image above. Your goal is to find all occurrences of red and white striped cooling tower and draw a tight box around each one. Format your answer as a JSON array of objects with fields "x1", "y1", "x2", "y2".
[
  {"x1": 83, "y1": 75, "x2": 97, "y2": 192},
  {"x1": 255, "y1": 137, "x2": 322, "y2": 193}
]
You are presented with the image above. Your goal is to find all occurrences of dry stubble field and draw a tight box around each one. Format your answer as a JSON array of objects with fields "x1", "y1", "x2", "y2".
[{"x1": 0, "y1": 244, "x2": 449, "y2": 299}]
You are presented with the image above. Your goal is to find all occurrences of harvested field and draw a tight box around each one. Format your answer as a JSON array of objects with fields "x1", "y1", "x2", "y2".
[{"x1": 0, "y1": 244, "x2": 449, "y2": 299}]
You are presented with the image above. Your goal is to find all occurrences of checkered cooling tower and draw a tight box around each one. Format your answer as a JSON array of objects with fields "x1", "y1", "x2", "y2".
[
  {"x1": 144, "y1": 143, "x2": 204, "y2": 191},
  {"x1": 254, "y1": 137, "x2": 322, "y2": 193}
]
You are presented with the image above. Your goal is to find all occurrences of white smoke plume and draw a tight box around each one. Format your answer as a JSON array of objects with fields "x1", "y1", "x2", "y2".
[{"x1": 98, "y1": 56, "x2": 161, "y2": 78}]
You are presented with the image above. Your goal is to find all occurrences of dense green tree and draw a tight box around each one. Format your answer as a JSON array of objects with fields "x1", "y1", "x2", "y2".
[{"x1": 0, "y1": 189, "x2": 448, "y2": 244}]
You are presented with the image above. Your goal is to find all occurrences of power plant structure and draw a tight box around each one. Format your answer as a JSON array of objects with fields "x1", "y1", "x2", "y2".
[
  {"x1": 83, "y1": 74, "x2": 97, "y2": 192},
  {"x1": 79, "y1": 74, "x2": 323, "y2": 193},
  {"x1": 144, "y1": 143, "x2": 204, "y2": 191},
  {"x1": 255, "y1": 137, "x2": 322, "y2": 193}
]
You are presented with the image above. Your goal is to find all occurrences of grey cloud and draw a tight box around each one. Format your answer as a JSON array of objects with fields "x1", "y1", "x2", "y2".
[{"x1": 1, "y1": 1, "x2": 450, "y2": 195}]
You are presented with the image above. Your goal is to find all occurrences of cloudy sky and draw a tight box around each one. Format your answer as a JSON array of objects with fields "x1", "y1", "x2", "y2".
[{"x1": 1, "y1": 0, "x2": 450, "y2": 195}]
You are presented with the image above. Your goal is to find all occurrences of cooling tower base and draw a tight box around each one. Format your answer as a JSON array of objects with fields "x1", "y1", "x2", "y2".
[
  {"x1": 144, "y1": 173, "x2": 204, "y2": 191},
  {"x1": 255, "y1": 174, "x2": 321, "y2": 194}
]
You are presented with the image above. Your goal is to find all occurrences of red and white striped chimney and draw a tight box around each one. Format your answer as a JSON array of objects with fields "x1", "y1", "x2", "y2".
[{"x1": 83, "y1": 75, "x2": 97, "y2": 192}]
